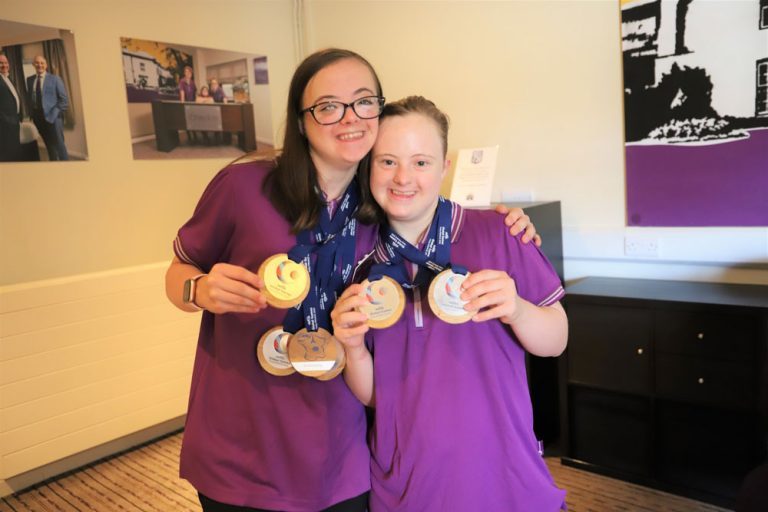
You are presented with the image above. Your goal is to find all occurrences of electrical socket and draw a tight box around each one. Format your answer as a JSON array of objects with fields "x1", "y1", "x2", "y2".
[{"x1": 624, "y1": 236, "x2": 660, "y2": 258}]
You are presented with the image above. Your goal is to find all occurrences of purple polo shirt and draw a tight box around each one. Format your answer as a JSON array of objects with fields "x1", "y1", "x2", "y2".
[
  {"x1": 365, "y1": 206, "x2": 567, "y2": 511},
  {"x1": 179, "y1": 78, "x2": 196, "y2": 101},
  {"x1": 174, "y1": 160, "x2": 376, "y2": 511}
]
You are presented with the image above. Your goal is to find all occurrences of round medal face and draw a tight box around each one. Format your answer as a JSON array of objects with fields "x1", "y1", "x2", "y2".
[
  {"x1": 358, "y1": 276, "x2": 405, "y2": 329},
  {"x1": 315, "y1": 348, "x2": 346, "y2": 381},
  {"x1": 428, "y1": 269, "x2": 474, "y2": 324},
  {"x1": 287, "y1": 328, "x2": 340, "y2": 377},
  {"x1": 256, "y1": 326, "x2": 295, "y2": 376},
  {"x1": 258, "y1": 254, "x2": 310, "y2": 308}
]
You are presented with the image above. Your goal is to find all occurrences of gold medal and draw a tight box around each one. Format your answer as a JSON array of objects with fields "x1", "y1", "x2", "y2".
[
  {"x1": 358, "y1": 276, "x2": 406, "y2": 329},
  {"x1": 428, "y1": 269, "x2": 474, "y2": 324},
  {"x1": 258, "y1": 253, "x2": 310, "y2": 308},
  {"x1": 287, "y1": 328, "x2": 341, "y2": 378},
  {"x1": 256, "y1": 326, "x2": 295, "y2": 376}
]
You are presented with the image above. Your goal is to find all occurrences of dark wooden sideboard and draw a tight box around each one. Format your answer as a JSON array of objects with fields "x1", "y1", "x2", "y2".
[{"x1": 560, "y1": 277, "x2": 768, "y2": 507}]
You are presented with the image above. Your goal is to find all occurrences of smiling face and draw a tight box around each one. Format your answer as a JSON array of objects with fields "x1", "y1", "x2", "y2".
[
  {"x1": 0, "y1": 55, "x2": 9, "y2": 75},
  {"x1": 370, "y1": 113, "x2": 448, "y2": 240},
  {"x1": 33, "y1": 55, "x2": 47, "y2": 75},
  {"x1": 301, "y1": 58, "x2": 379, "y2": 179}
]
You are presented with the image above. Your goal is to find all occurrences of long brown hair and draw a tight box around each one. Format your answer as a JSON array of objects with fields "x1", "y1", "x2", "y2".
[{"x1": 264, "y1": 48, "x2": 383, "y2": 233}]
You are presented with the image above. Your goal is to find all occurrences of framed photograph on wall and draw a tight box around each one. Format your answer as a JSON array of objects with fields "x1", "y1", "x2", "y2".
[
  {"x1": 620, "y1": 0, "x2": 768, "y2": 227},
  {"x1": 0, "y1": 19, "x2": 89, "y2": 162},
  {"x1": 120, "y1": 37, "x2": 274, "y2": 160}
]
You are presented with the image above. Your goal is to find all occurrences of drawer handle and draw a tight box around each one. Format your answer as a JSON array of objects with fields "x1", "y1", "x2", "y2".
[
  {"x1": 697, "y1": 332, "x2": 704, "y2": 340},
  {"x1": 636, "y1": 348, "x2": 644, "y2": 355},
  {"x1": 697, "y1": 377, "x2": 705, "y2": 384}
]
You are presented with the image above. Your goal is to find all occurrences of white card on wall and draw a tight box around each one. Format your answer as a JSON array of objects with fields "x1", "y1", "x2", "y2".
[{"x1": 449, "y1": 145, "x2": 499, "y2": 207}]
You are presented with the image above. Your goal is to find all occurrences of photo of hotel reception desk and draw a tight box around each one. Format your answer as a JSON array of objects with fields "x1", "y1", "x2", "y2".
[
  {"x1": 151, "y1": 99, "x2": 256, "y2": 152},
  {"x1": 121, "y1": 37, "x2": 272, "y2": 160}
]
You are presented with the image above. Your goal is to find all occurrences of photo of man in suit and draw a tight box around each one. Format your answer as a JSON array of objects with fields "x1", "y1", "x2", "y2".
[
  {"x1": 0, "y1": 53, "x2": 21, "y2": 161},
  {"x1": 27, "y1": 54, "x2": 69, "y2": 161}
]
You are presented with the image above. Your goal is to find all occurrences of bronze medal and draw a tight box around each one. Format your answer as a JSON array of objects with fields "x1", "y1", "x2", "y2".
[
  {"x1": 315, "y1": 347, "x2": 346, "y2": 381},
  {"x1": 428, "y1": 269, "x2": 474, "y2": 324},
  {"x1": 287, "y1": 327, "x2": 341, "y2": 378},
  {"x1": 256, "y1": 326, "x2": 295, "y2": 376},
  {"x1": 358, "y1": 276, "x2": 405, "y2": 329}
]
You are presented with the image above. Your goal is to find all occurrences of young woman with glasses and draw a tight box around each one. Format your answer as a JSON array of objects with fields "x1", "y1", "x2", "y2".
[{"x1": 165, "y1": 49, "x2": 539, "y2": 512}]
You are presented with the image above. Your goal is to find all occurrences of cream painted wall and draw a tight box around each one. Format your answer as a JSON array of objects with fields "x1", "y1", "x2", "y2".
[
  {"x1": 0, "y1": 0, "x2": 297, "y2": 286},
  {"x1": 1, "y1": 0, "x2": 766, "y2": 288},
  {"x1": 303, "y1": 0, "x2": 768, "y2": 286}
]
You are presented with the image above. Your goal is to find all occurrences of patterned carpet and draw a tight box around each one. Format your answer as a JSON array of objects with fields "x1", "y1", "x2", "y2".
[{"x1": 0, "y1": 432, "x2": 732, "y2": 511}]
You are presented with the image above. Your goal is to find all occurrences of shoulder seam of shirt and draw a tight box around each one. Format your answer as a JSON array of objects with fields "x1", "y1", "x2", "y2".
[{"x1": 173, "y1": 235, "x2": 199, "y2": 268}]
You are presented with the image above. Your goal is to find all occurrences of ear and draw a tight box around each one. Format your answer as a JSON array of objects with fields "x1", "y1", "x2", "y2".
[
  {"x1": 298, "y1": 118, "x2": 305, "y2": 136},
  {"x1": 441, "y1": 158, "x2": 451, "y2": 179}
]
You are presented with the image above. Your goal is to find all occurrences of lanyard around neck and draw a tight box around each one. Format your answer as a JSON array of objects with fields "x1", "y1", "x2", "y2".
[
  {"x1": 370, "y1": 197, "x2": 465, "y2": 289},
  {"x1": 283, "y1": 180, "x2": 360, "y2": 333}
]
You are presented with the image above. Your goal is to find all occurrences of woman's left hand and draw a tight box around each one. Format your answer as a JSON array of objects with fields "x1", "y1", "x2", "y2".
[
  {"x1": 494, "y1": 205, "x2": 541, "y2": 246},
  {"x1": 459, "y1": 269, "x2": 521, "y2": 324}
]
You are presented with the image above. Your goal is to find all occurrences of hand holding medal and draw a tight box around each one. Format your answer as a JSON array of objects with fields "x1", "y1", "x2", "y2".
[
  {"x1": 331, "y1": 283, "x2": 374, "y2": 346},
  {"x1": 452, "y1": 269, "x2": 522, "y2": 324},
  {"x1": 194, "y1": 263, "x2": 268, "y2": 314}
]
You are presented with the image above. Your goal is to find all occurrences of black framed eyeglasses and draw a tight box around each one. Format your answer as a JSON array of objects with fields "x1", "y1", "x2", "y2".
[{"x1": 300, "y1": 95, "x2": 386, "y2": 125}]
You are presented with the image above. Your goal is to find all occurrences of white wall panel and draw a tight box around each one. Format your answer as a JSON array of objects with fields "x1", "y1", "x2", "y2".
[{"x1": 0, "y1": 264, "x2": 199, "y2": 480}]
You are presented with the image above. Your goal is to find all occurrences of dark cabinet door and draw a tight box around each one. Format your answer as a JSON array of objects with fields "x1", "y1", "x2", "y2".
[
  {"x1": 569, "y1": 387, "x2": 652, "y2": 476},
  {"x1": 568, "y1": 303, "x2": 652, "y2": 395}
]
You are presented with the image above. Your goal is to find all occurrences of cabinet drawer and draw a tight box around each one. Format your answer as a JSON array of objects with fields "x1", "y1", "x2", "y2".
[
  {"x1": 655, "y1": 354, "x2": 756, "y2": 409},
  {"x1": 655, "y1": 310, "x2": 757, "y2": 361},
  {"x1": 568, "y1": 304, "x2": 652, "y2": 394}
]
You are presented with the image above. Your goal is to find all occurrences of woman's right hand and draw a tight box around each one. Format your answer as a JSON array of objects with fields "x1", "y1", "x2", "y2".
[
  {"x1": 330, "y1": 284, "x2": 370, "y2": 350},
  {"x1": 196, "y1": 263, "x2": 268, "y2": 314}
]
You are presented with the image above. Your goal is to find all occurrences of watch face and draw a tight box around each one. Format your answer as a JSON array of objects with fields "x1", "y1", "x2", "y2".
[{"x1": 183, "y1": 278, "x2": 193, "y2": 303}]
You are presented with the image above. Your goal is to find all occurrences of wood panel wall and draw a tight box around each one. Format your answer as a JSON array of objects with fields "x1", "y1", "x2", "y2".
[{"x1": 0, "y1": 263, "x2": 199, "y2": 483}]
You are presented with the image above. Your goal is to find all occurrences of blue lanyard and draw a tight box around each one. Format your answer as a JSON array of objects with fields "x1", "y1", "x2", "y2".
[
  {"x1": 369, "y1": 197, "x2": 466, "y2": 289},
  {"x1": 283, "y1": 180, "x2": 359, "y2": 333}
]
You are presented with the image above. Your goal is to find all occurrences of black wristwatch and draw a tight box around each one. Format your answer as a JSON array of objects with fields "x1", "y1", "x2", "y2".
[{"x1": 183, "y1": 274, "x2": 206, "y2": 310}]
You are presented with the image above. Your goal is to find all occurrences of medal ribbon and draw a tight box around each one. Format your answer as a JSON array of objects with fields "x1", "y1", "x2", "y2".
[
  {"x1": 369, "y1": 197, "x2": 467, "y2": 289},
  {"x1": 283, "y1": 180, "x2": 359, "y2": 333}
]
